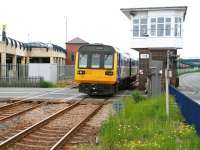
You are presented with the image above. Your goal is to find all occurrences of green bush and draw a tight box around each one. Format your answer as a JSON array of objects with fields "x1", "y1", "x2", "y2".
[
  {"x1": 131, "y1": 91, "x2": 146, "y2": 103},
  {"x1": 40, "y1": 80, "x2": 56, "y2": 88}
]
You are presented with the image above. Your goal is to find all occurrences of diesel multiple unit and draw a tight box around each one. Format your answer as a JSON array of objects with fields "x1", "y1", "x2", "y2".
[{"x1": 75, "y1": 44, "x2": 137, "y2": 95}]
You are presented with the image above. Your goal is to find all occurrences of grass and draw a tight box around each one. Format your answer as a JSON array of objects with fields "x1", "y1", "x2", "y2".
[
  {"x1": 39, "y1": 80, "x2": 56, "y2": 88},
  {"x1": 40, "y1": 80, "x2": 77, "y2": 88},
  {"x1": 80, "y1": 94, "x2": 200, "y2": 150}
]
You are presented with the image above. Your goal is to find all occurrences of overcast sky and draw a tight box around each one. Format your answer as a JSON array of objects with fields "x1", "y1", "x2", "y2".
[{"x1": 0, "y1": 0, "x2": 198, "y2": 58}]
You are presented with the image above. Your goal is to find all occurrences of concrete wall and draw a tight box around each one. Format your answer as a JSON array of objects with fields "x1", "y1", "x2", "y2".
[{"x1": 28, "y1": 63, "x2": 57, "y2": 83}]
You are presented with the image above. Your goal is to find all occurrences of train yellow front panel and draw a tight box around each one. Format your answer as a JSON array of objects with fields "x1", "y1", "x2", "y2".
[
  {"x1": 75, "y1": 52, "x2": 117, "y2": 84},
  {"x1": 75, "y1": 69, "x2": 117, "y2": 84}
]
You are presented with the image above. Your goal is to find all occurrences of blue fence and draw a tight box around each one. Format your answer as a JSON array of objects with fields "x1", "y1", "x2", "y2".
[{"x1": 169, "y1": 86, "x2": 200, "y2": 135}]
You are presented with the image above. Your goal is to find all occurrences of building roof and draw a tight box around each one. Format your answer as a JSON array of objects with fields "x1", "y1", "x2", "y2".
[
  {"x1": 1, "y1": 30, "x2": 66, "y2": 53},
  {"x1": 26, "y1": 42, "x2": 66, "y2": 53},
  {"x1": 121, "y1": 6, "x2": 187, "y2": 20},
  {"x1": 66, "y1": 37, "x2": 88, "y2": 44}
]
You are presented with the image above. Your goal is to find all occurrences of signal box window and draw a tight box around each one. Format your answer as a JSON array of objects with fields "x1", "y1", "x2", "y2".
[
  {"x1": 104, "y1": 54, "x2": 113, "y2": 69},
  {"x1": 174, "y1": 17, "x2": 182, "y2": 36},
  {"x1": 165, "y1": 18, "x2": 171, "y2": 36},
  {"x1": 140, "y1": 18, "x2": 147, "y2": 37},
  {"x1": 133, "y1": 19, "x2": 139, "y2": 37},
  {"x1": 91, "y1": 53, "x2": 101, "y2": 68},
  {"x1": 157, "y1": 17, "x2": 164, "y2": 36},
  {"x1": 150, "y1": 18, "x2": 156, "y2": 36},
  {"x1": 79, "y1": 53, "x2": 88, "y2": 68}
]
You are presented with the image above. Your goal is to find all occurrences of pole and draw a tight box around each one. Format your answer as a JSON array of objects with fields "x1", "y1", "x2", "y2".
[
  {"x1": 165, "y1": 50, "x2": 170, "y2": 117},
  {"x1": 65, "y1": 16, "x2": 67, "y2": 43},
  {"x1": 27, "y1": 33, "x2": 30, "y2": 43}
]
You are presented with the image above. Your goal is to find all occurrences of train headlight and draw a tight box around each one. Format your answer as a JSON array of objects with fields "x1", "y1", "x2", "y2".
[
  {"x1": 77, "y1": 70, "x2": 85, "y2": 75},
  {"x1": 105, "y1": 71, "x2": 113, "y2": 76}
]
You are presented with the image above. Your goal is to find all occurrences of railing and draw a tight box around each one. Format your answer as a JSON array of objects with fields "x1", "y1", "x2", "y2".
[
  {"x1": 0, "y1": 64, "x2": 75, "y2": 87},
  {"x1": 57, "y1": 65, "x2": 74, "y2": 80},
  {"x1": 169, "y1": 86, "x2": 200, "y2": 135},
  {"x1": 0, "y1": 77, "x2": 43, "y2": 87},
  {"x1": 177, "y1": 67, "x2": 200, "y2": 76},
  {"x1": 0, "y1": 64, "x2": 28, "y2": 78}
]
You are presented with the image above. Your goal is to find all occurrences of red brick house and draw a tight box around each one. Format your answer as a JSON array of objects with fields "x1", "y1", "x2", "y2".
[{"x1": 66, "y1": 37, "x2": 88, "y2": 65}]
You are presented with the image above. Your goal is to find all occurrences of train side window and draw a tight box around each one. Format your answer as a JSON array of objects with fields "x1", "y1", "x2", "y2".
[
  {"x1": 79, "y1": 53, "x2": 88, "y2": 68},
  {"x1": 104, "y1": 54, "x2": 113, "y2": 69},
  {"x1": 91, "y1": 53, "x2": 101, "y2": 68}
]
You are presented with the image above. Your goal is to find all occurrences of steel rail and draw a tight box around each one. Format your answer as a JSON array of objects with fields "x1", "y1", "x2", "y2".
[
  {"x1": 0, "y1": 100, "x2": 82, "y2": 149},
  {"x1": 0, "y1": 100, "x2": 26, "y2": 111},
  {"x1": 0, "y1": 88, "x2": 66, "y2": 111},
  {"x1": 50, "y1": 103, "x2": 104, "y2": 150},
  {"x1": 0, "y1": 102, "x2": 45, "y2": 122}
]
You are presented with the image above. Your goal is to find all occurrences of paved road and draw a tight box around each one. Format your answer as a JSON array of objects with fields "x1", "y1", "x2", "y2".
[
  {"x1": 0, "y1": 87, "x2": 84, "y2": 101},
  {"x1": 179, "y1": 72, "x2": 200, "y2": 103},
  {"x1": 0, "y1": 87, "x2": 133, "y2": 102}
]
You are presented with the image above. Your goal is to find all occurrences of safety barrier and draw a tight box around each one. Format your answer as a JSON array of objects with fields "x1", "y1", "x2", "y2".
[
  {"x1": 169, "y1": 86, "x2": 200, "y2": 135},
  {"x1": 0, "y1": 77, "x2": 43, "y2": 87},
  {"x1": 0, "y1": 64, "x2": 75, "y2": 87}
]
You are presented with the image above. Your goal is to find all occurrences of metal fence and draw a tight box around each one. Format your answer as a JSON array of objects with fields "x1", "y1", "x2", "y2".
[
  {"x1": 57, "y1": 65, "x2": 74, "y2": 80},
  {"x1": 169, "y1": 86, "x2": 200, "y2": 135},
  {"x1": 0, "y1": 64, "x2": 28, "y2": 79},
  {"x1": 177, "y1": 67, "x2": 200, "y2": 75},
  {"x1": 0, "y1": 77, "x2": 43, "y2": 87},
  {"x1": 0, "y1": 64, "x2": 75, "y2": 87}
]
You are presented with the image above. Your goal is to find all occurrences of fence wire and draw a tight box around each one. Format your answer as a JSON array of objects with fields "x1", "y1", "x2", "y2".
[{"x1": 0, "y1": 64, "x2": 75, "y2": 87}]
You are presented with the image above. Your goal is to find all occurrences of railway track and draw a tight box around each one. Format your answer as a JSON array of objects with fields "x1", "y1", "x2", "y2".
[
  {"x1": 58, "y1": 103, "x2": 110, "y2": 150},
  {"x1": 0, "y1": 88, "x2": 70, "y2": 122},
  {"x1": 0, "y1": 102, "x2": 70, "y2": 145},
  {"x1": 51, "y1": 103, "x2": 104, "y2": 150},
  {"x1": 0, "y1": 101, "x2": 44, "y2": 122},
  {"x1": 0, "y1": 98, "x2": 107, "y2": 150}
]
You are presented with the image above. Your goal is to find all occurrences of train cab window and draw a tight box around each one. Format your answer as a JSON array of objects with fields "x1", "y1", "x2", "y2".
[
  {"x1": 91, "y1": 53, "x2": 101, "y2": 68},
  {"x1": 104, "y1": 54, "x2": 113, "y2": 69},
  {"x1": 79, "y1": 53, "x2": 88, "y2": 68}
]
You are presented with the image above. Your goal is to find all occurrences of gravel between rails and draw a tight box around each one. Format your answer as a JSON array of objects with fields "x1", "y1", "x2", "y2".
[
  {"x1": 0, "y1": 102, "x2": 9, "y2": 107},
  {"x1": 0, "y1": 102, "x2": 39, "y2": 120},
  {"x1": 61, "y1": 103, "x2": 112, "y2": 150},
  {"x1": 0, "y1": 103, "x2": 69, "y2": 144},
  {"x1": 7, "y1": 103, "x2": 99, "y2": 150}
]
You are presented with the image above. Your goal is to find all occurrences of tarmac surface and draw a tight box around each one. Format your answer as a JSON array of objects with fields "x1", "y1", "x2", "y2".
[
  {"x1": 179, "y1": 72, "x2": 200, "y2": 103},
  {"x1": 0, "y1": 87, "x2": 133, "y2": 102}
]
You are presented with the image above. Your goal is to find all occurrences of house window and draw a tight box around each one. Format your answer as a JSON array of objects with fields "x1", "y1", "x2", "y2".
[
  {"x1": 133, "y1": 19, "x2": 139, "y2": 37},
  {"x1": 174, "y1": 17, "x2": 182, "y2": 36},
  {"x1": 140, "y1": 18, "x2": 147, "y2": 37},
  {"x1": 165, "y1": 18, "x2": 171, "y2": 36},
  {"x1": 150, "y1": 18, "x2": 156, "y2": 36},
  {"x1": 71, "y1": 53, "x2": 74, "y2": 62},
  {"x1": 157, "y1": 17, "x2": 164, "y2": 36}
]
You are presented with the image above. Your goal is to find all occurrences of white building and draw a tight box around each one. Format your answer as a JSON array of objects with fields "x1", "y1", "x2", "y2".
[
  {"x1": 121, "y1": 6, "x2": 187, "y2": 50},
  {"x1": 121, "y1": 6, "x2": 187, "y2": 90}
]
